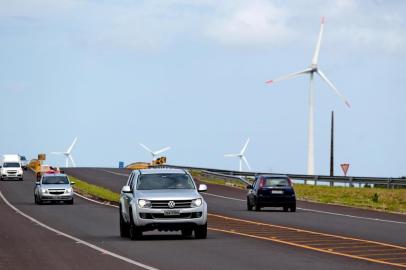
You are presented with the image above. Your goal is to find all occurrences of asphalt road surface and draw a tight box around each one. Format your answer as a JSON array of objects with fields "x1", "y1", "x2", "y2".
[{"x1": 0, "y1": 168, "x2": 404, "y2": 270}]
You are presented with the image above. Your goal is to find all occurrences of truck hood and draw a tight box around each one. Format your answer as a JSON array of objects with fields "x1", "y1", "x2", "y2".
[{"x1": 135, "y1": 189, "x2": 200, "y2": 200}]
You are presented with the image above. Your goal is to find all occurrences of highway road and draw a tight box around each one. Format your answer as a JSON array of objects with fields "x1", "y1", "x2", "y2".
[{"x1": 0, "y1": 168, "x2": 405, "y2": 270}]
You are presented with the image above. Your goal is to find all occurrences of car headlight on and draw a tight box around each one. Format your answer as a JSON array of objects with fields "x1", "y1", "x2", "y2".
[
  {"x1": 138, "y1": 199, "x2": 151, "y2": 208},
  {"x1": 191, "y1": 198, "x2": 202, "y2": 207},
  {"x1": 41, "y1": 188, "x2": 48, "y2": 194}
]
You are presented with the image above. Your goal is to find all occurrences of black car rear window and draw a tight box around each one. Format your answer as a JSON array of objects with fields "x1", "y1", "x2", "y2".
[
  {"x1": 42, "y1": 176, "x2": 69, "y2": 185},
  {"x1": 262, "y1": 178, "x2": 289, "y2": 187}
]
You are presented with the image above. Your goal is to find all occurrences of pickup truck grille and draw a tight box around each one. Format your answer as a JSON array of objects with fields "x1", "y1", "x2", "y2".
[
  {"x1": 150, "y1": 200, "x2": 192, "y2": 209},
  {"x1": 6, "y1": 171, "x2": 17, "y2": 174}
]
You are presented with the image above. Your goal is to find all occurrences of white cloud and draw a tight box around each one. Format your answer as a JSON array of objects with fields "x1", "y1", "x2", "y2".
[
  {"x1": 205, "y1": 0, "x2": 294, "y2": 47},
  {"x1": 0, "y1": 0, "x2": 405, "y2": 54}
]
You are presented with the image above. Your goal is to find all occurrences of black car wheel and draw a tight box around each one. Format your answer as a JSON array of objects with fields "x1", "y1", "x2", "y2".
[
  {"x1": 290, "y1": 204, "x2": 296, "y2": 212},
  {"x1": 247, "y1": 199, "x2": 253, "y2": 211},
  {"x1": 283, "y1": 206, "x2": 289, "y2": 212},
  {"x1": 254, "y1": 200, "x2": 261, "y2": 211}
]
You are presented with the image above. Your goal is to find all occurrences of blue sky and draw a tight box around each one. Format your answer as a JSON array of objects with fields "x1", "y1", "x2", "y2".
[{"x1": 1, "y1": 0, "x2": 405, "y2": 177}]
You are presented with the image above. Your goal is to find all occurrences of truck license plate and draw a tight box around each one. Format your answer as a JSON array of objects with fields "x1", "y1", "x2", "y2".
[{"x1": 163, "y1": 210, "x2": 180, "y2": 216}]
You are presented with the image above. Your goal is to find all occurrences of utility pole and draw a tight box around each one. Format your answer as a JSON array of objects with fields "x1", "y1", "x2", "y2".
[{"x1": 329, "y1": 111, "x2": 334, "y2": 186}]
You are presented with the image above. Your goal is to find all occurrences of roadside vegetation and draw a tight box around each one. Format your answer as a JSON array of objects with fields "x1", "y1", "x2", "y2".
[
  {"x1": 68, "y1": 172, "x2": 406, "y2": 214},
  {"x1": 68, "y1": 175, "x2": 119, "y2": 203}
]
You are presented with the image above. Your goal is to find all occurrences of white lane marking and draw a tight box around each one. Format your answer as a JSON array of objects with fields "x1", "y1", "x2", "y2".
[
  {"x1": 74, "y1": 192, "x2": 118, "y2": 208},
  {"x1": 203, "y1": 192, "x2": 406, "y2": 225},
  {"x1": 101, "y1": 169, "x2": 129, "y2": 177},
  {"x1": 0, "y1": 191, "x2": 158, "y2": 270}
]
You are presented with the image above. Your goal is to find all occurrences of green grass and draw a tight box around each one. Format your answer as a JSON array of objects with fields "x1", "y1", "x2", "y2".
[
  {"x1": 294, "y1": 184, "x2": 406, "y2": 213},
  {"x1": 68, "y1": 175, "x2": 119, "y2": 203}
]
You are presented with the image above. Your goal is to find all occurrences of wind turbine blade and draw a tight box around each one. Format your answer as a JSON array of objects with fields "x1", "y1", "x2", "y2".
[
  {"x1": 312, "y1": 16, "x2": 325, "y2": 65},
  {"x1": 242, "y1": 156, "x2": 251, "y2": 171},
  {"x1": 317, "y1": 69, "x2": 351, "y2": 108},
  {"x1": 266, "y1": 68, "x2": 312, "y2": 85},
  {"x1": 69, "y1": 155, "x2": 76, "y2": 167},
  {"x1": 51, "y1": 152, "x2": 64, "y2": 155},
  {"x1": 154, "y1": 146, "x2": 171, "y2": 155},
  {"x1": 67, "y1": 137, "x2": 78, "y2": 154},
  {"x1": 139, "y1": 143, "x2": 153, "y2": 154},
  {"x1": 224, "y1": 154, "x2": 238, "y2": 157},
  {"x1": 240, "y1": 138, "x2": 250, "y2": 155}
]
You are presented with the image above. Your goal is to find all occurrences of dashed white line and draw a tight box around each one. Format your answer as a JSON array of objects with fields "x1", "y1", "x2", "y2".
[{"x1": 0, "y1": 190, "x2": 158, "y2": 270}]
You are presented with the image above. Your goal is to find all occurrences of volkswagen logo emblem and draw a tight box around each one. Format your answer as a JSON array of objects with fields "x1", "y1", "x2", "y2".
[{"x1": 168, "y1": 201, "x2": 176, "y2": 208}]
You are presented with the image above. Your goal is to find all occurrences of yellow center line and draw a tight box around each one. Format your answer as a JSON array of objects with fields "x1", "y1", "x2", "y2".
[
  {"x1": 207, "y1": 213, "x2": 406, "y2": 268},
  {"x1": 208, "y1": 213, "x2": 406, "y2": 250},
  {"x1": 208, "y1": 228, "x2": 406, "y2": 269}
]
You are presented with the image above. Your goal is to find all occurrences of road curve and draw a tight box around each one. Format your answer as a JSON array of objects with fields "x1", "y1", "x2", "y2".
[{"x1": 0, "y1": 169, "x2": 404, "y2": 270}]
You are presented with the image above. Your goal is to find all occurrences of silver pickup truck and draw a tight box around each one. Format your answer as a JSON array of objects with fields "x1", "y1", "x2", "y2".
[{"x1": 119, "y1": 168, "x2": 208, "y2": 240}]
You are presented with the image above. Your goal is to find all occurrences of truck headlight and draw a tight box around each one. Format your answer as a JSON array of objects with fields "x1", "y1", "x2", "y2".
[
  {"x1": 66, "y1": 188, "x2": 73, "y2": 194},
  {"x1": 138, "y1": 199, "x2": 151, "y2": 208},
  {"x1": 191, "y1": 198, "x2": 202, "y2": 207},
  {"x1": 41, "y1": 188, "x2": 48, "y2": 194}
]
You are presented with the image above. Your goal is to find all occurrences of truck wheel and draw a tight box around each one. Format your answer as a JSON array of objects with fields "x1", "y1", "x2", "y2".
[
  {"x1": 20, "y1": 177, "x2": 23, "y2": 181},
  {"x1": 67, "y1": 198, "x2": 74, "y2": 205},
  {"x1": 194, "y1": 223, "x2": 207, "y2": 239},
  {"x1": 129, "y1": 210, "x2": 142, "y2": 240},
  {"x1": 181, "y1": 229, "x2": 193, "y2": 238},
  {"x1": 119, "y1": 207, "x2": 130, "y2": 238}
]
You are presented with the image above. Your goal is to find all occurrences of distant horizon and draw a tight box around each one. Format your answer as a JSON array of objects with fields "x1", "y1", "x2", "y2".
[{"x1": 1, "y1": 1, "x2": 405, "y2": 178}]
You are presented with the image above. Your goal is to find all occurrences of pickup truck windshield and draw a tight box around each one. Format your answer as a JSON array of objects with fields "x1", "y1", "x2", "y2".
[
  {"x1": 137, "y1": 174, "x2": 195, "y2": 190},
  {"x1": 42, "y1": 176, "x2": 69, "y2": 185},
  {"x1": 3, "y1": 162, "x2": 20, "y2": 168}
]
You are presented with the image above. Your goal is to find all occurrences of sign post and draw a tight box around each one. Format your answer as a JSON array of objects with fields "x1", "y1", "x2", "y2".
[{"x1": 340, "y1": 163, "x2": 350, "y2": 177}]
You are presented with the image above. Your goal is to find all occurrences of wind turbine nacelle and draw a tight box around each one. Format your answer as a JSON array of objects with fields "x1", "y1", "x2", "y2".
[{"x1": 38, "y1": 154, "x2": 46, "y2": 161}]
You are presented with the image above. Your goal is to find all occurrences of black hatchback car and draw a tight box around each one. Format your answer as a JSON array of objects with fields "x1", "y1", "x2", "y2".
[{"x1": 247, "y1": 175, "x2": 296, "y2": 212}]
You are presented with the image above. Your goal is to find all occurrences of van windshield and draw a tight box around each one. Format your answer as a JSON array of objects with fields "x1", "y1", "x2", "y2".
[
  {"x1": 42, "y1": 176, "x2": 69, "y2": 185},
  {"x1": 3, "y1": 162, "x2": 21, "y2": 168},
  {"x1": 137, "y1": 174, "x2": 195, "y2": 190}
]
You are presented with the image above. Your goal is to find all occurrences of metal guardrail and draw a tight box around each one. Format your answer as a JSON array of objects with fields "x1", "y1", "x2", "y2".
[{"x1": 152, "y1": 164, "x2": 406, "y2": 188}]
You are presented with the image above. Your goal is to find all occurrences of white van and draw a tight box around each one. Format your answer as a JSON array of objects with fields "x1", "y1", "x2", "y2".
[{"x1": 1, "y1": 154, "x2": 24, "y2": 181}]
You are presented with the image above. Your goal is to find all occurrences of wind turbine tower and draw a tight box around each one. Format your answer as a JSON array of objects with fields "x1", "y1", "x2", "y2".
[{"x1": 266, "y1": 17, "x2": 350, "y2": 175}]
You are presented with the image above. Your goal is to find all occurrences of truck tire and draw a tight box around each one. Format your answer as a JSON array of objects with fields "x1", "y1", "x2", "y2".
[
  {"x1": 129, "y1": 209, "x2": 142, "y2": 240},
  {"x1": 181, "y1": 229, "x2": 193, "y2": 238},
  {"x1": 194, "y1": 223, "x2": 207, "y2": 239},
  {"x1": 119, "y1": 207, "x2": 130, "y2": 238}
]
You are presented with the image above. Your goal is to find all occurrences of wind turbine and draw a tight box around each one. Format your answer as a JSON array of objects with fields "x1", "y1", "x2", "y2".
[
  {"x1": 265, "y1": 17, "x2": 350, "y2": 175},
  {"x1": 139, "y1": 143, "x2": 171, "y2": 162},
  {"x1": 51, "y1": 137, "x2": 78, "y2": 168},
  {"x1": 224, "y1": 138, "x2": 251, "y2": 172}
]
